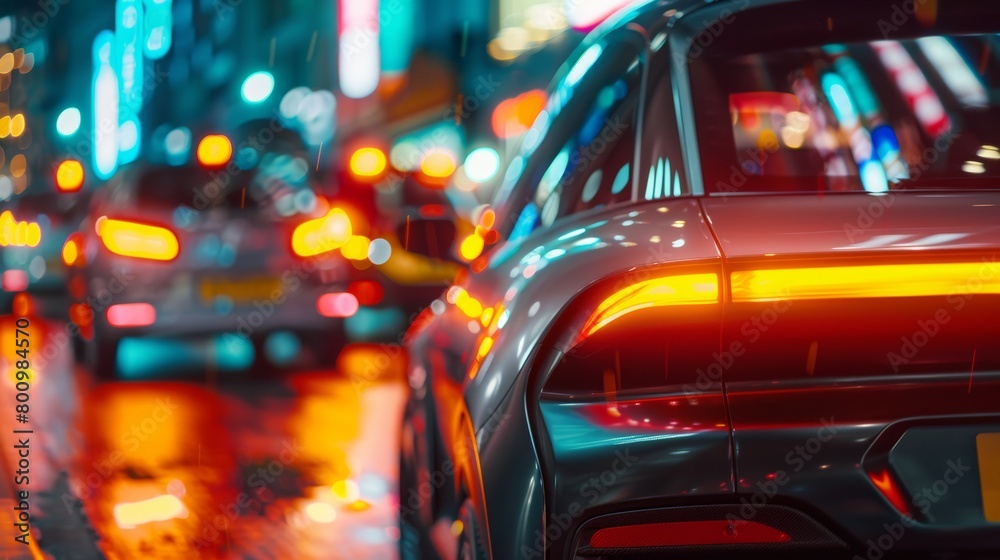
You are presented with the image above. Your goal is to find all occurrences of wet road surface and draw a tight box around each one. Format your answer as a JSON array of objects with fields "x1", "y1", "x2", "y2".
[{"x1": 1, "y1": 312, "x2": 407, "y2": 559}]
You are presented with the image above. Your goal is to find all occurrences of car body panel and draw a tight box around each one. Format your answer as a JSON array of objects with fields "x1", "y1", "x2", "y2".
[{"x1": 702, "y1": 193, "x2": 1000, "y2": 261}]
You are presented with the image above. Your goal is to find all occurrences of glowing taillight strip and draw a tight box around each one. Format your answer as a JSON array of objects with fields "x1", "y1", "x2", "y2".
[
  {"x1": 581, "y1": 273, "x2": 719, "y2": 340},
  {"x1": 99, "y1": 219, "x2": 179, "y2": 261},
  {"x1": 590, "y1": 519, "x2": 790, "y2": 548},
  {"x1": 731, "y1": 262, "x2": 1000, "y2": 302}
]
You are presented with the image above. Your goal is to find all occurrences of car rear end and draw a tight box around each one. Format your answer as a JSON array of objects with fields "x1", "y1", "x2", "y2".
[
  {"x1": 1, "y1": 193, "x2": 86, "y2": 316},
  {"x1": 72, "y1": 164, "x2": 357, "y2": 375},
  {"x1": 522, "y1": 0, "x2": 1000, "y2": 556}
]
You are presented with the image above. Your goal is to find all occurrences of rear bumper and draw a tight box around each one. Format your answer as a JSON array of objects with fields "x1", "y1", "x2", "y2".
[{"x1": 80, "y1": 259, "x2": 349, "y2": 340}]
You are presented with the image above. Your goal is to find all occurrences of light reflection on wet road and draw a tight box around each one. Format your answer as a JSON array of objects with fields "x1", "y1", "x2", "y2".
[{"x1": 1, "y1": 315, "x2": 406, "y2": 560}]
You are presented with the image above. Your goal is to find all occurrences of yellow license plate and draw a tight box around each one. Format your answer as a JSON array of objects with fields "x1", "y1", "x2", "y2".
[
  {"x1": 200, "y1": 278, "x2": 282, "y2": 304},
  {"x1": 977, "y1": 433, "x2": 1000, "y2": 522}
]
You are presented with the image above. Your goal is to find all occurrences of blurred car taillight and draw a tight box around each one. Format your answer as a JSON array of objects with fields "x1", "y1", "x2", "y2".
[
  {"x1": 107, "y1": 303, "x2": 156, "y2": 327},
  {"x1": 317, "y1": 292, "x2": 359, "y2": 317},
  {"x1": 98, "y1": 218, "x2": 179, "y2": 261},
  {"x1": 2, "y1": 270, "x2": 28, "y2": 292},
  {"x1": 292, "y1": 208, "x2": 352, "y2": 257},
  {"x1": 63, "y1": 233, "x2": 84, "y2": 266},
  {"x1": 348, "y1": 280, "x2": 383, "y2": 305}
]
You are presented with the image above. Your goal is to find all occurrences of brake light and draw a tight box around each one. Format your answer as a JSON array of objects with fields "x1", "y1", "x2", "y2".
[
  {"x1": 317, "y1": 292, "x2": 359, "y2": 318},
  {"x1": 732, "y1": 262, "x2": 1000, "y2": 302},
  {"x1": 590, "y1": 520, "x2": 790, "y2": 548},
  {"x1": 98, "y1": 219, "x2": 179, "y2": 261},
  {"x1": 869, "y1": 469, "x2": 914, "y2": 517},
  {"x1": 348, "y1": 280, "x2": 383, "y2": 305},
  {"x1": 292, "y1": 208, "x2": 352, "y2": 257},
  {"x1": 107, "y1": 303, "x2": 156, "y2": 327},
  {"x1": 580, "y1": 273, "x2": 719, "y2": 341}
]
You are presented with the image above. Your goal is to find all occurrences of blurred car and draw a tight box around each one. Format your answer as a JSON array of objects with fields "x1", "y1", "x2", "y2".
[
  {"x1": 1, "y1": 190, "x2": 90, "y2": 316},
  {"x1": 400, "y1": 1, "x2": 1000, "y2": 559},
  {"x1": 67, "y1": 158, "x2": 355, "y2": 378}
]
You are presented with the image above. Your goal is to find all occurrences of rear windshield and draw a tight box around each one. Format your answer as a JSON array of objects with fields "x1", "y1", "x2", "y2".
[
  {"x1": 131, "y1": 154, "x2": 318, "y2": 217},
  {"x1": 691, "y1": 28, "x2": 1000, "y2": 194}
]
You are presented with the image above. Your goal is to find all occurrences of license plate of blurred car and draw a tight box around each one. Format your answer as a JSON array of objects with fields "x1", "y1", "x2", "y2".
[
  {"x1": 200, "y1": 277, "x2": 282, "y2": 304},
  {"x1": 978, "y1": 433, "x2": 1000, "y2": 522}
]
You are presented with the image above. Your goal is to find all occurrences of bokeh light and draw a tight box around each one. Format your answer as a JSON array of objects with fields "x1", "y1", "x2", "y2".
[{"x1": 241, "y1": 71, "x2": 275, "y2": 103}]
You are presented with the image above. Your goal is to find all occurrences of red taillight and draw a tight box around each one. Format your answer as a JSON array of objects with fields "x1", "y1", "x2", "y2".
[
  {"x1": 2, "y1": 270, "x2": 28, "y2": 292},
  {"x1": 869, "y1": 469, "x2": 914, "y2": 517},
  {"x1": 348, "y1": 280, "x2": 383, "y2": 306},
  {"x1": 590, "y1": 520, "x2": 790, "y2": 548},
  {"x1": 106, "y1": 303, "x2": 156, "y2": 327},
  {"x1": 317, "y1": 292, "x2": 359, "y2": 318}
]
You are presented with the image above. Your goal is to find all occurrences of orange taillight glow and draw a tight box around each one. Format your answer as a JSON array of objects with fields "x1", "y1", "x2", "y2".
[
  {"x1": 340, "y1": 235, "x2": 371, "y2": 260},
  {"x1": 56, "y1": 159, "x2": 85, "y2": 192},
  {"x1": 349, "y1": 147, "x2": 387, "y2": 179},
  {"x1": 196, "y1": 135, "x2": 232, "y2": 167},
  {"x1": 459, "y1": 233, "x2": 485, "y2": 262},
  {"x1": 113, "y1": 494, "x2": 187, "y2": 529},
  {"x1": 869, "y1": 469, "x2": 914, "y2": 517},
  {"x1": 0, "y1": 211, "x2": 41, "y2": 248},
  {"x1": 420, "y1": 151, "x2": 456, "y2": 179},
  {"x1": 732, "y1": 262, "x2": 1000, "y2": 302},
  {"x1": 453, "y1": 288, "x2": 484, "y2": 318},
  {"x1": 292, "y1": 208, "x2": 352, "y2": 257},
  {"x1": 62, "y1": 234, "x2": 83, "y2": 266},
  {"x1": 98, "y1": 219, "x2": 179, "y2": 261},
  {"x1": 581, "y1": 274, "x2": 719, "y2": 340}
]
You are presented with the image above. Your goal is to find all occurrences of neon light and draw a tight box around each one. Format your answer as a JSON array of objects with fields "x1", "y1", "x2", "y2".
[
  {"x1": 142, "y1": 0, "x2": 172, "y2": 60},
  {"x1": 92, "y1": 31, "x2": 119, "y2": 180},
  {"x1": 241, "y1": 71, "x2": 274, "y2": 103},
  {"x1": 564, "y1": 0, "x2": 633, "y2": 32},
  {"x1": 56, "y1": 107, "x2": 81, "y2": 136},
  {"x1": 116, "y1": 0, "x2": 144, "y2": 113},
  {"x1": 732, "y1": 262, "x2": 1000, "y2": 302},
  {"x1": 917, "y1": 36, "x2": 987, "y2": 108},
  {"x1": 338, "y1": 0, "x2": 380, "y2": 98},
  {"x1": 380, "y1": 0, "x2": 414, "y2": 75},
  {"x1": 873, "y1": 41, "x2": 950, "y2": 138},
  {"x1": 119, "y1": 113, "x2": 141, "y2": 165}
]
